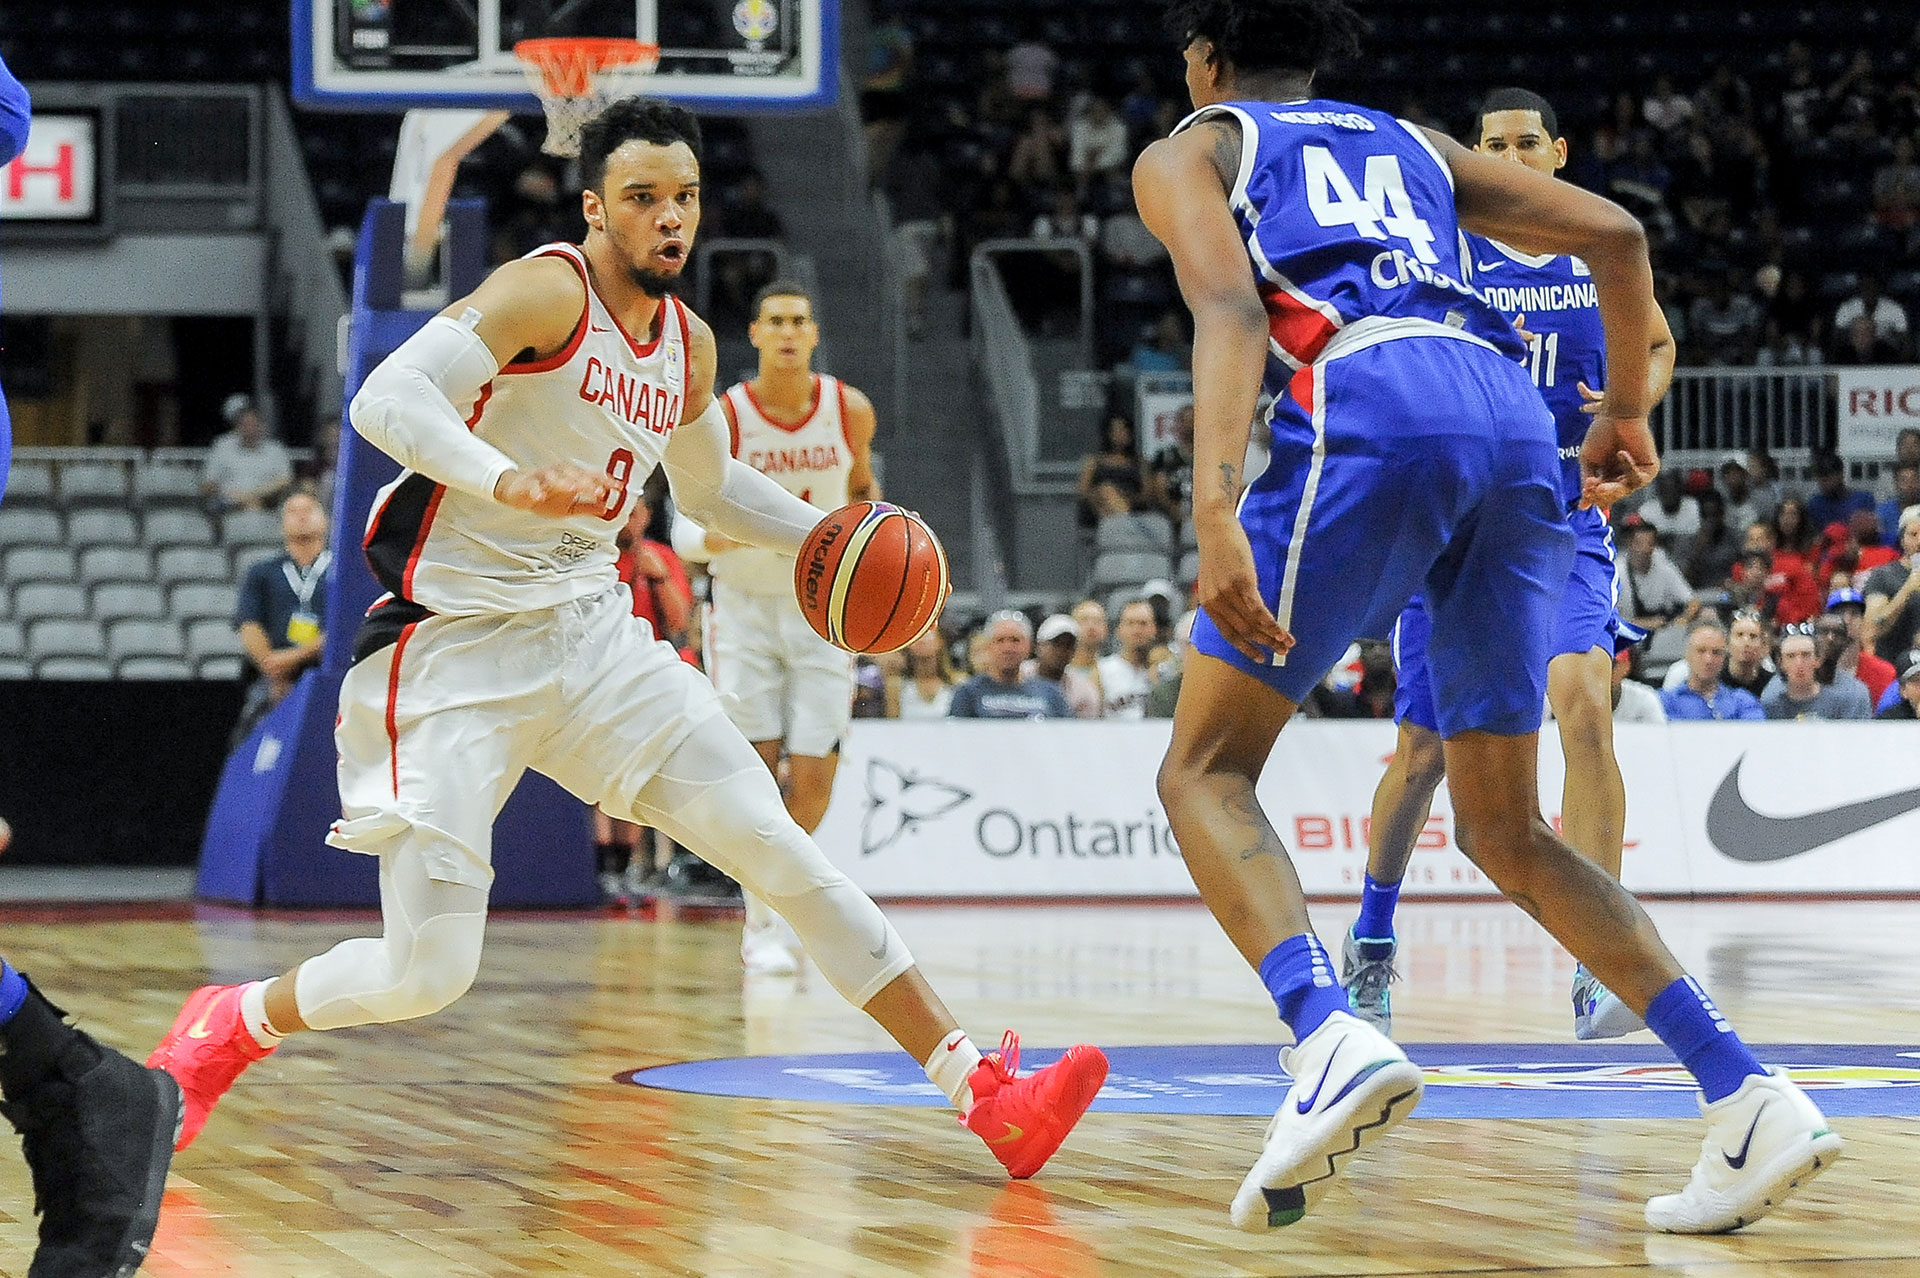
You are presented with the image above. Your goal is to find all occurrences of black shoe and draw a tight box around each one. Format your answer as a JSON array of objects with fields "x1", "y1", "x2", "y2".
[
  {"x1": 661, "y1": 854, "x2": 743, "y2": 904},
  {"x1": 2, "y1": 1032, "x2": 183, "y2": 1278}
]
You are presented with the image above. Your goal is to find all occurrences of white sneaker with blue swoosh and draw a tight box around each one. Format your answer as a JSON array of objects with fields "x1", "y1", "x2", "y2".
[
  {"x1": 1229, "y1": 1009, "x2": 1424, "y2": 1231},
  {"x1": 1646, "y1": 1070, "x2": 1844, "y2": 1233}
]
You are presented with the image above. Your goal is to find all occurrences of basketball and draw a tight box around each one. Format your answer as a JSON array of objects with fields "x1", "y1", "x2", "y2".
[{"x1": 794, "y1": 502, "x2": 949, "y2": 654}]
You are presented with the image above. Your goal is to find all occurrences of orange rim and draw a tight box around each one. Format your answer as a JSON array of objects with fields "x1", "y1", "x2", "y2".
[{"x1": 513, "y1": 37, "x2": 659, "y2": 98}]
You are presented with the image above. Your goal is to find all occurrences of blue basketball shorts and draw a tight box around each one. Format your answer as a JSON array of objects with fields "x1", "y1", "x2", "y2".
[
  {"x1": 1190, "y1": 333, "x2": 1574, "y2": 738},
  {"x1": 1393, "y1": 505, "x2": 1621, "y2": 733}
]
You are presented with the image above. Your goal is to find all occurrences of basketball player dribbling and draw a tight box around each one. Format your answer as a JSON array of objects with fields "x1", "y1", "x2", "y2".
[
  {"x1": 1341, "y1": 88, "x2": 1677, "y2": 1041},
  {"x1": 672, "y1": 280, "x2": 879, "y2": 975},
  {"x1": 148, "y1": 99, "x2": 1107, "y2": 1183},
  {"x1": 1140, "y1": 0, "x2": 1838, "y2": 1235}
]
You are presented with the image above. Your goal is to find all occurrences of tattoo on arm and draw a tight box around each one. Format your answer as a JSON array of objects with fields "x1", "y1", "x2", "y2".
[
  {"x1": 1203, "y1": 119, "x2": 1242, "y2": 194},
  {"x1": 1218, "y1": 461, "x2": 1240, "y2": 501}
]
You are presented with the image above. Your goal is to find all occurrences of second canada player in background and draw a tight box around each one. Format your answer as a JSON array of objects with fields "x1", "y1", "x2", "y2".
[{"x1": 674, "y1": 280, "x2": 880, "y2": 974}]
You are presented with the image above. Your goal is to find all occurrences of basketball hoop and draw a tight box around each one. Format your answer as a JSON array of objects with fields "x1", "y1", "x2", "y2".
[{"x1": 514, "y1": 37, "x2": 660, "y2": 158}]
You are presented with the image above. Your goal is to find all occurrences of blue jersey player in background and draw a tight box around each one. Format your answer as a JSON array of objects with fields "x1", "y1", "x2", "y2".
[
  {"x1": 1342, "y1": 89, "x2": 1677, "y2": 1043},
  {"x1": 1138, "y1": 0, "x2": 1839, "y2": 1239},
  {"x1": 0, "y1": 50, "x2": 184, "y2": 1278}
]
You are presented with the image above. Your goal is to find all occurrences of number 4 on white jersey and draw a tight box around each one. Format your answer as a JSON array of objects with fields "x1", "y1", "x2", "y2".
[{"x1": 1302, "y1": 146, "x2": 1439, "y2": 265}]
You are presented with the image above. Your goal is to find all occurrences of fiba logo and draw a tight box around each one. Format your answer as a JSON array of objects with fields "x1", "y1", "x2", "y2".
[{"x1": 733, "y1": 0, "x2": 779, "y2": 44}]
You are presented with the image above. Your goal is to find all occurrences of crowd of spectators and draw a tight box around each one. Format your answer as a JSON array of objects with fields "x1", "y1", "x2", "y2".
[{"x1": 869, "y1": 9, "x2": 1920, "y2": 378}]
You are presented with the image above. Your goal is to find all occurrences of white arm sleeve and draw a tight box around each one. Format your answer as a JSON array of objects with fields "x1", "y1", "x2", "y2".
[
  {"x1": 670, "y1": 511, "x2": 714, "y2": 563},
  {"x1": 348, "y1": 313, "x2": 518, "y2": 502},
  {"x1": 664, "y1": 398, "x2": 822, "y2": 557}
]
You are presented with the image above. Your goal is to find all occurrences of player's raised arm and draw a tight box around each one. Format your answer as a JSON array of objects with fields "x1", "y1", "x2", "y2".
[
  {"x1": 663, "y1": 310, "x2": 824, "y2": 555},
  {"x1": 1133, "y1": 121, "x2": 1294, "y2": 662},
  {"x1": 347, "y1": 256, "x2": 615, "y2": 518},
  {"x1": 1427, "y1": 128, "x2": 1660, "y2": 506}
]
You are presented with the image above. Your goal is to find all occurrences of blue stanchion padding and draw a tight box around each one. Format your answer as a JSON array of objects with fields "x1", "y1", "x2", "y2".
[{"x1": 193, "y1": 198, "x2": 597, "y2": 909}]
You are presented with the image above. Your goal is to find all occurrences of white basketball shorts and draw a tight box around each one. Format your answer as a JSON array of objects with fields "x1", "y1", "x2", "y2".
[
  {"x1": 707, "y1": 579, "x2": 855, "y2": 757},
  {"x1": 329, "y1": 586, "x2": 723, "y2": 889}
]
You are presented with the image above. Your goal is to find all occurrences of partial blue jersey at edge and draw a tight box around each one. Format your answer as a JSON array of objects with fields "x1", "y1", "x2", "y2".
[
  {"x1": 1173, "y1": 97, "x2": 1525, "y2": 397},
  {"x1": 0, "y1": 49, "x2": 29, "y2": 504},
  {"x1": 1466, "y1": 233, "x2": 1606, "y2": 508}
]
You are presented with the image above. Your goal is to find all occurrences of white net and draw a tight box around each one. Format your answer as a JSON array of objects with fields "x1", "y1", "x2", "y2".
[{"x1": 514, "y1": 39, "x2": 660, "y2": 158}]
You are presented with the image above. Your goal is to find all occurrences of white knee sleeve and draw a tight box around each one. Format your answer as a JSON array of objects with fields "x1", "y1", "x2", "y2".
[
  {"x1": 294, "y1": 834, "x2": 490, "y2": 1030},
  {"x1": 632, "y1": 719, "x2": 913, "y2": 1006}
]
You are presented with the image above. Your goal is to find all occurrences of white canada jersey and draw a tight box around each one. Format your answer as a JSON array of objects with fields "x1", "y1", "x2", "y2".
[
  {"x1": 710, "y1": 373, "x2": 855, "y2": 595},
  {"x1": 363, "y1": 242, "x2": 690, "y2": 616}
]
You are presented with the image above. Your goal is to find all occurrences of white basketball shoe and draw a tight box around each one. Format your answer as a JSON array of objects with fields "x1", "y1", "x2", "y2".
[
  {"x1": 1645, "y1": 1070, "x2": 1843, "y2": 1233},
  {"x1": 741, "y1": 918, "x2": 801, "y2": 976},
  {"x1": 1229, "y1": 1009, "x2": 1425, "y2": 1231}
]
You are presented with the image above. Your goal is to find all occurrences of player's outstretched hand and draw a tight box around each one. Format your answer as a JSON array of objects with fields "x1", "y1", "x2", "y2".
[
  {"x1": 1579, "y1": 414, "x2": 1660, "y2": 510},
  {"x1": 1193, "y1": 512, "x2": 1294, "y2": 664},
  {"x1": 494, "y1": 463, "x2": 617, "y2": 519}
]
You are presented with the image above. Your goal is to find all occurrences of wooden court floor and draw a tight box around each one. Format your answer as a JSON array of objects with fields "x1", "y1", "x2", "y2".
[{"x1": 0, "y1": 896, "x2": 1911, "y2": 1277}]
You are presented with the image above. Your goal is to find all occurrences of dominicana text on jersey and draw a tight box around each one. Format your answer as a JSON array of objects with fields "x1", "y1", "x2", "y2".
[{"x1": 1466, "y1": 234, "x2": 1606, "y2": 509}]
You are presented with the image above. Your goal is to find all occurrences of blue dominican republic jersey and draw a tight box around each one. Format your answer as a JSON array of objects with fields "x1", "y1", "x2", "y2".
[
  {"x1": 1172, "y1": 98, "x2": 1526, "y2": 393},
  {"x1": 1466, "y1": 234, "x2": 1606, "y2": 509}
]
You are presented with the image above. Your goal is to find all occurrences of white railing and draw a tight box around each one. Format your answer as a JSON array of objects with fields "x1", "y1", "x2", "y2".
[
  {"x1": 263, "y1": 92, "x2": 350, "y2": 420},
  {"x1": 969, "y1": 248, "x2": 1052, "y2": 492}
]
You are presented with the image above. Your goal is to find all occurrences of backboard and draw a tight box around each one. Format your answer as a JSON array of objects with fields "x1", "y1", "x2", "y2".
[{"x1": 294, "y1": 0, "x2": 836, "y2": 113}]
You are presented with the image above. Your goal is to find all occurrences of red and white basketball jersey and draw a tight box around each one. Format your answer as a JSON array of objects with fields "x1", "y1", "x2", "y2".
[
  {"x1": 711, "y1": 373, "x2": 855, "y2": 595},
  {"x1": 364, "y1": 242, "x2": 689, "y2": 616}
]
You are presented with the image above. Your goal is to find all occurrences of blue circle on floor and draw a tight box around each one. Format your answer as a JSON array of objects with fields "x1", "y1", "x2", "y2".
[{"x1": 620, "y1": 1043, "x2": 1920, "y2": 1119}]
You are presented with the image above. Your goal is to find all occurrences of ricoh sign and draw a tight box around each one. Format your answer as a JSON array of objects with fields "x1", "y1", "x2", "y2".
[
  {"x1": 0, "y1": 113, "x2": 99, "y2": 222},
  {"x1": 1838, "y1": 366, "x2": 1920, "y2": 456}
]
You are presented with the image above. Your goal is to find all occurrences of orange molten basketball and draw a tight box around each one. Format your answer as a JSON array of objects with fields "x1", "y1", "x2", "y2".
[{"x1": 795, "y1": 502, "x2": 950, "y2": 654}]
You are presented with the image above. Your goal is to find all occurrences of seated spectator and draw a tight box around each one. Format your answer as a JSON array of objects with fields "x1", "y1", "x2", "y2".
[
  {"x1": 1026, "y1": 613, "x2": 1101, "y2": 718},
  {"x1": 1030, "y1": 185, "x2": 1099, "y2": 245},
  {"x1": 1004, "y1": 37, "x2": 1058, "y2": 103},
  {"x1": 891, "y1": 628, "x2": 958, "y2": 719},
  {"x1": 1007, "y1": 108, "x2": 1066, "y2": 189},
  {"x1": 1820, "y1": 509, "x2": 1900, "y2": 584},
  {"x1": 1762, "y1": 628, "x2": 1874, "y2": 719},
  {"x1": 1687, "y1": 271, "x2": 1763, "y2": 365},
  {"x1": 1129, "y1": 311, "x2": 1191, "y2": 373},
  {"x1": 615, "y1": 485, "x2": 692, "y2": 647},
  {"x1": 1068, "y1": 598, "x2": 1109, "y2": 713},
  {"x1": 851, "y1": 655, "x2": 891, "y2": 719},
  {"x1": 1721, "y1": 610, "x2": 1777, "y2": 697},
  {"x1": 1098, "y1": 201, "x2": 1169, "y2": 270},
  {"x1": 1771, "y1": 494, "x2": 1820, "y2": 562},
  {"x1": 1068, "y1": 95, "x2": 1129, "y2": 193},
  {"x1": 1619, "y1": 517, "x2": 1699, "y2": 635},
  {"x1": 950, "y1": 612, "x2": 1070, "y2": 718},
  {"x1": 1097, "y1": 598, "x2": 1160, "y2": 719},
  {"x1": 233, "y1": 492, "x2": 331, "y2": 740},
  {"x1": 1611, "y1": 642, "x2": 1667, "y2": 723},
  {"x1": 1875, "y1": 134, "x2": 1920, "y2": 232},
  {"x1": 1832, "y1": 275, "x2": 1911, "y2": 359},
  {"x1": 1639, "y1": 470, "x2": 1700, "y2": 546},
  {"x1": 1146, "y1": 403, "x2": 1195, "y2": 525},
  {"x1": 1643, "y1": 75, "x2": 1694, "y2": 134},
  {"x1": 1148, "y1": 610, "x2": 1196, "y2": 718},
  {"x1": 1311, "y1": 640, "x2": 1397, "y2": 719},
  {"x1": 202, "y1": 395, "x2": 293, "y2": 513},
  {"x1": 1805, "y1": 453, "x2": 1876, "y2": 532},
  {"x1": 1077, "y1": 414, "x2": 1150, "y2": 523},
  {"x1": 1818, "y1": 593, "x2": 1896, "y2": 704},
  {"x1": 1719, "y1": 453, "x2": 1774, "y2": 532},
  {"x1": 1878, "y1": 461, "x2": 1920, "y2": 545},
  {"x1": 1864, "y1": 508, "x2": 1920, "y2": 661},
  {"x1": 1682, "y1": 489, "x2": 1741, "y2": 587},
  {"x1": 1662, "y1": 620, "x2": 1765, "y2": 720},
  {"x1": 1879, "y1": 656, "x2": 1920, "y2": 719}
]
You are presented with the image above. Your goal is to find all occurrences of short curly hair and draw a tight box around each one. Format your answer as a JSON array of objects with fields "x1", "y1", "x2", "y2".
[
  {"x1": 1162, "y1": 0, "x2": 1365, "y2": 78},
  {"x1": 578, "y1": 97, "x2": 703, "y2": 193}
]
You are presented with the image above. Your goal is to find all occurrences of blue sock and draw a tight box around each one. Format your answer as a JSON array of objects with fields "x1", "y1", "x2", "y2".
[
  {"x1": 1257, "y1": 935, "x2": 1350, "y2": 1040},
  {"x1": 0, "y1": 961, "x2": 26, "y2": 1027},
  {"x1": 1644, "y1": 976, "x2": 1766, "y2": 1103},
  {"x1": 1354, "y1": 874, "x2": 1401, "y2": 944}
]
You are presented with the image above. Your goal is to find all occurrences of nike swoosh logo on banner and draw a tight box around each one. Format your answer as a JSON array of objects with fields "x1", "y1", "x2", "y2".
[
  {"x1": 1706, "y1": 757, "x2": 1920, "y2": 862},
  {"x1": 1294, "y1": 1043, "x2": 1343, "y2": 1114},
  {"x1": 1722, "y1": 1110, "x2": 1765, "y2": 1170}
]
